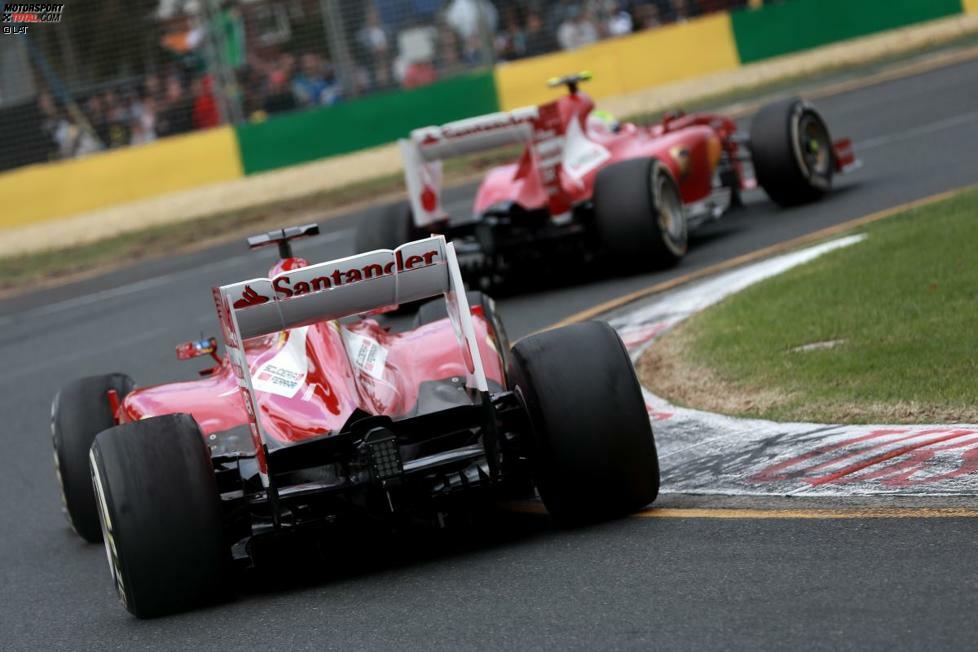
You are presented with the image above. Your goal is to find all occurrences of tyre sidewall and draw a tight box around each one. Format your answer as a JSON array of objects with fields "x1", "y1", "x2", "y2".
[
  {"x1": 750, "y1": 98, "x2": 833, "y2": 206},
  {"x1": 650, "y1": 160, "x2": 688, "y2": 259},
  {"x1": 356, "y1": 202, "x2": 415, "y2": 253},
  {"x1": 789, "y1": 101, "x2": 833, "y2": 192},
  {"x1": 90, "y1": 413, "x2": 227, "y2": 617},
  {"x1": 509, "y1": 322, "x2": 659, "y2": 522},
  {"x1": 594, "y1": 157, "x2": 687, "y2": 267}
]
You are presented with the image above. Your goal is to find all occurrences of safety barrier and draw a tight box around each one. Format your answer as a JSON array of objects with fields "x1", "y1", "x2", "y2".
[
  {"x1": 493, "y1": 13, "x2": 739, "y2": 110},
  {"x1": 730, "y1": 0, "x2": 964, "y2": 63},
  {"x1": 235, "y1": 72, "x2": 498, "y2": 175},
  {"x1": 0, "y1": 126, "x2": 241, "y2": 230}
]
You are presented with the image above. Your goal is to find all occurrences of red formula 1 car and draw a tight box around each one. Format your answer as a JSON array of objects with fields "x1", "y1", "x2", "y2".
[
  {"x1": 357, "y1": 72, "x2": 857, "y2": 288},
  {"x1": 50, "y1": 225, "x2": 659, "y2": 618}
]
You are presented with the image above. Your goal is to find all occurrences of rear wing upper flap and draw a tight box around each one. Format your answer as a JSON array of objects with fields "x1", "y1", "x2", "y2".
[
  {"x1": 217, "y1": 237, "x2": 449, "y2": 341},
  {"x1": 407, "y1": 106, "x2": 539, "y2": 162}
]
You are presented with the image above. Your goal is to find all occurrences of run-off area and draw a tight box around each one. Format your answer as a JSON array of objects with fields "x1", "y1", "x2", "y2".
[{"x1": 610, "y1": 235, "x2": 978, "y2": 497}]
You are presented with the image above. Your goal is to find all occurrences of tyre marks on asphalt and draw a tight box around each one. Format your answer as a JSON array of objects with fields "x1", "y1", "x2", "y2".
[
  {"x1": 630, "y1": 507, "x2": 978, "y2": 519},
  {"x1": 505, "y1": 500, "x2": 978, "y2": 518},
  {"x1": 606, "y1": 235, "x2": 978, "y2": 497},
  {"x1": 648, "y1": 412, "x2": 978, "y2": 495},
  {"x1": 750, "y1": 427, "x2": 978, "y2": 489}
]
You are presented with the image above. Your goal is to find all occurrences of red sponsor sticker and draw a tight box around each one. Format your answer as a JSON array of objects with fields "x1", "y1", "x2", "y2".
[{"x1": 233, "y1": 285, "x2": 270, "y2": 309}]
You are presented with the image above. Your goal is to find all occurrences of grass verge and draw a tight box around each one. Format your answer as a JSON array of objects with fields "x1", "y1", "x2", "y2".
[{"x1": 638, "y1": 186, "x2": 978, "y2": 424}]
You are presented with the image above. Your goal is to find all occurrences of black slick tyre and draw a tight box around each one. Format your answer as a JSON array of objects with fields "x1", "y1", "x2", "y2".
[
  {"x1": 750, "y1": 97, "x2": 834, "y2": 207},
  {"x1": 355, "y1": 202, "x2": 419, "y2": 253},
  {"x1": 593, "y1": 157, "x2": 687, "y2": 268},
  {"x1": 90, "y1": 413, "x2": 228, "y2": 618},
  {"x1": 50, "y1": 373, "x2": 134, "y2": 543},
  {"x1": 509, "y1": 321, "x2": 659, "y2": 523}
]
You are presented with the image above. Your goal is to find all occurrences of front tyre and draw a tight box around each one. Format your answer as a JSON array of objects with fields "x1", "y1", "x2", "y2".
[
  {"x1": 51, "y1": 373, "x2": 134, "y2": 543},
  {"x1": 750, "y1": 97, "x2": 834, "y2": 207},
  {"x1": 594, "y1": 157, "x2": 688, "y2": 269},
  {"x1": 90, "y1": 413, "x2": 228, "y2": 618},
  {"x1": 509, "y1": 321, "x2": 660, "y2": 523}
]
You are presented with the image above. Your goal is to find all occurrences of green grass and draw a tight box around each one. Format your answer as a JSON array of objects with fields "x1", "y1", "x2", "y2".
[{"x1": 656, "y1": 186, "x2": 978, "y2": 423}]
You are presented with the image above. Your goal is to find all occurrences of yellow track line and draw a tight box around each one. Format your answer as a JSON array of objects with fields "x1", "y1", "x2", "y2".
[
  {"x1": 548, "y1": 183, "x2": 976, "y2": 330},
  {"x1": 505, "y1": 502, "x2": 978, "y2": 519},
  {"x1": 633, "y1": 507, "x2": 978, "y2": 520}
]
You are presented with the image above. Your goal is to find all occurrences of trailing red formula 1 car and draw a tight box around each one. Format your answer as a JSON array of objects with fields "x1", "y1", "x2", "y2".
[
  {"x1": 50, "y1": 224, "x2": 659, "y2": 618},
  {"x1": 357, "y1": 72, "x2": 857, "y2": 288}
]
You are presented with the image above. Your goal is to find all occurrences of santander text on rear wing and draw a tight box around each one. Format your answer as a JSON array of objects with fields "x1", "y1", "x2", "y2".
[
  {"x1": 212, "y1": 235, "x2": 487, "y2": 486},
  {"x1": 401, "y1": 104, "x2": 573, "y2": 226}
]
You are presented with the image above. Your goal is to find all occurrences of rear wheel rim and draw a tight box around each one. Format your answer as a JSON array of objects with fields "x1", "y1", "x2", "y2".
[
  {"x1": 797, "y1": 112, "x2": 831, "y2": 178},
  {"x1": 90, "y1": 450, "x2": 128, "y2": 609},
  {"x1": 653, "y1": 168, "x2": 687, "y2": 256}
]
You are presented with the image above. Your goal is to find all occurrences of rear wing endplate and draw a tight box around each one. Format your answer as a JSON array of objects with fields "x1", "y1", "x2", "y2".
[
  {"x1": 400, "y1": 104, "x2": 571, "y2": 225},
  {"x1": 213, "y1": 235, "x2": 488, "y2": 486}
]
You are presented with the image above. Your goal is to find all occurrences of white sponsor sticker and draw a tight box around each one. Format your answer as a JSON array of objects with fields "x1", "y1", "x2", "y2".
[
  {"x1": 341, "y1": 329, "x2": 388, "y2": 380},
  {"x1": 562, "y1": 116, "x2": 610, "y2": 179},
  {"x1": 251, "y1": 327, "x2": 309, "y2": 398}
]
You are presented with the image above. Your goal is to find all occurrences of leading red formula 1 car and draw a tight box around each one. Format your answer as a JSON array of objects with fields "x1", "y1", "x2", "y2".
[
  {"x1": 357, "y1": 72, "x2": 857, "y2": 288},
  {"x1": 50, "y1": 225, "x2": 659, "y2": 618}
]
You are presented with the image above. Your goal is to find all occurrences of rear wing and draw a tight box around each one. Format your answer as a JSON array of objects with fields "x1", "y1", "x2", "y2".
[
  {"x1": 401, "y1": 104, "x2": 571, "y2": 225},
  {"x1": 212, "y1": 235, "x2": 487, "y2": 486}
]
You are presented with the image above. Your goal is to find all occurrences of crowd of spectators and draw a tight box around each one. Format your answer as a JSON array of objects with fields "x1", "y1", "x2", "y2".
[
  {"x1": 240, "y1": 51, "x2": 343, "y2": 118},
  {"x1": 37, "y1": 68, "x2": 225, "y2": 159},
  {"x1": 367, "y1": 0, "x2": 749, "y2": 69},
  {"x1": 37, "y1": 50, "x2": 350, "y2": 160},
  {"x1": 39, "y1": 0, "x2": 748, "y2": 160},
  {"x1": 349, "y1": 0, "x2": 748, "y2": 91}
]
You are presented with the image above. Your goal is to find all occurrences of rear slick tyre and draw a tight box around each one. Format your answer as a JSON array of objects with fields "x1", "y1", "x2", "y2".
[
  {"x1": 594, "y1": 157, "x2": 687, "y2": 269},
  {"x1": 509, "y1": 321, "x2": 660, "y2": 524},
  {"x1": 90, "y1": 413, "x2": 228, "y2": 618},
  {"x1": 355, "y1": 202, "x2": 419, "y2": 253}
]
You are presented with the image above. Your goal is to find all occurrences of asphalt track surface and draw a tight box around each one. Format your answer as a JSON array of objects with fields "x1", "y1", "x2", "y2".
[{"x1": 2, "y1": 57, "x2": 978, "y2": 650}]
